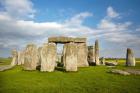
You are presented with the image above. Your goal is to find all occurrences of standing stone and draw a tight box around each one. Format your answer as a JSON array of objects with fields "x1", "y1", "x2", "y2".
[
  {"x1": 62, "y1": 44, "x2": 67, "y2": 67},
  {"x1": 41, "y1": 43, "x2": 56, "y2": 72},
  {"x1": 95, "y1": 40, "x2": 100, "y2": 65},
  {"x1": 11, "y1": 49, "x2": 18, "y2": 66},
  {"x1": 126, "y1": 48, "x2": 135, "y2": 66},
  {"x1": 17, "y1": 51, "x2": 24, "y2": 65},
  {"x1": 100, "y1": 57, "x2": 105, "y2": 65},
  {"x1": 23, "y1": 44, "x2": 38, "y2": 70},
  {"x1": 37, "y1": 47, "x2": 42, "y2": 66},
  {"x1": 64, "y1": 43, "x2": 77, "y2": 71},
  {"x1": 77, "y1": 43, "x2": 89, "y2": 67},
  {"x1": 88, "y1": 46, "x2": 95, "y2": 65}
]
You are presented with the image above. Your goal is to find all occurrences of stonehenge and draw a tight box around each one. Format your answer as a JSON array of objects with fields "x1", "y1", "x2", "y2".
[
  {"x1": 126, "y1": 48, "x2": 135, "y2": 66},
  {"x1": 9, "y1": 36, "x2": 136, "y2": 72}
]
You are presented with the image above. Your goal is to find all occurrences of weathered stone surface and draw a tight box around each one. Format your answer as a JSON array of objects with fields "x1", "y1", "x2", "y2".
[
  {"x1": 41, "y1": 43, "x2": 56, "y2": 72},
  {"x1": 88, "y1": 46, "x2": 95, "y2": 65},
  {"x1": 17, "y1": 51, "x2": 24, "y2": 65},
  {"x1": 0, "y1": 65, "x2": 13, "y2": 71},
  {"x1": 109, "y1": 69, "x2": 130, "y2": 75},
  {"x1": 37, "y1": 47, "x2": 42, "y2": 66},
  {"x1": 126, "y1": 48, "x2": 135, "y2": 66},
  {"x1": 77, "y1": 43, "x2": 89, "y2": 67},
  {"x1": 64, "y1": 43, "x2": 77, "y2": 71},
  {"x1": 11, "y1": 49, "x2": 18, "y2": 66},
  {"x1": 48, "y1": 36, "x2": 86, "y2": 43},
  {"x1": 100, "y1": 57, "x2": 105, "y2": 65},
  {"x1": 95, "y1": 40, "x2": 100, "y2": 65},
  {"x1": 105, "y1": 62, "x2": 118, "y2": 66},
  {"x1": 125, "y1": 69, "x2": 140, "y2": 75},
  {"x1": 62, "y1": 44, "x2": 67, "y2": 67},
  {"x1": 23, "y1": 44, "x2": 38, "y2": 70}
]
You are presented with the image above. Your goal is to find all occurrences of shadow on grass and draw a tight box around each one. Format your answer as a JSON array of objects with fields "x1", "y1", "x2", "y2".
[{"x1": 55, "y1": 67, "x2": 65, "y2": 72}]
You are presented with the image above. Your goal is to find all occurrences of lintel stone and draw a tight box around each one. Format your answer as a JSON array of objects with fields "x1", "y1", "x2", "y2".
[{"x1": 48, "y1": 37, "x2": 86, "y2": 43}]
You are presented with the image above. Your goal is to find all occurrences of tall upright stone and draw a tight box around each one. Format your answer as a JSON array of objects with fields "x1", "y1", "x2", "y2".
[
  {"x1": 88, "y1": 46, "x2": 95, "y2": 65},
  {"x1": 41, "y1": 43, "x2": 56, "y2": 72},
  {"x1": 77, "y1": 43, "x2": 89, "y2": 67},
  {"x1": 17, "y1": 51, "x2": 24, "y2": 65},
  {"x1": 11, "y1": 49, "x2": 18, "y2": 66},
  {"x1": 64, "y1": 43, "x2": 77, "y2": 71},
  {"x1": 126, "y1": 48, "x2": 135, "y2": 66},
  {"x1": 62, "y1": 44, "x2": 67, "y2": 67},
  {"x1": 23, "y1": 44, "x2": 38, "y2": 70},
  {"x1": 95, "y1": 40, "x2": 100, "y2": 65},
  {"x1": 37, "y1": 47, "x2": 42, "y2": 66}
]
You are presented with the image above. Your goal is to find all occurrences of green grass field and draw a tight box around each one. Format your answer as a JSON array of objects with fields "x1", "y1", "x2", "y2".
[{"x1": 0, "y1": 58, "x2": 140, "y2": 93}]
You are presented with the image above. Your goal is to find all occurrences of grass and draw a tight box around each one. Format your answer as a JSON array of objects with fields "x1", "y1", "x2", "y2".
[
  {"x1": 0, "y1": 57, "x2": 12, "y2": 66},
  {"x1": 0, "y1": 58, "x2": 140, "y2": 93}
]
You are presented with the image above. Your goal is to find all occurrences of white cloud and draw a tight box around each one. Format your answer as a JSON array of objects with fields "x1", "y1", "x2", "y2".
[
  {"x1": 107, "y1": 6, "x2": 119, "y2": 18},
  {"x1": 0, "y1": 0, "x2": 35, "y2": 19},
  {"x1": 65, "y1": 12, "x2": 93, "y2": 26},
  {"x1": 0, "y1": 3, "x2": 140, "y2": 58}
]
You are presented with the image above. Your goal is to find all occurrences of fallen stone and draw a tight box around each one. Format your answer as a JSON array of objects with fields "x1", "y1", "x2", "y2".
[
  {"x1": 105, "y1": 62, "x2": 118, "y2": 66},
  {"x1": 110, "y1": 69, "x2": 130, "y2": 75},
  {"x1": 106, "y1": 66, "x2": 116, "y2": 68},
  {"x1": 125, "y1": 69, "x2": 140, "y2": 75},
  {"x1": 0, "y1": 65, "x2": 14, "y2": 71}
]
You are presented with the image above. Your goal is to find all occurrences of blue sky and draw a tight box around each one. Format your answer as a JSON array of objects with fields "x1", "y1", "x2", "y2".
[{"x1": 0, "y1": 0, "x2": 140, "y2": 58}]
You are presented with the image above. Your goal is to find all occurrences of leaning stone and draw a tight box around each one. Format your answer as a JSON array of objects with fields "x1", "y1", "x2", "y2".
[
  {"x1": 126, "y1": 48, "x2": 135, "y2": 66},
  {"x1": 64, "y1": 43, "x2": 77, "y2": 71},
  {"x1": 77, "y1": 43, "x2": 89, "y2": 67},
  {"x1": 23, "y1": 44, "x2": 38, "y2": 70},
  {"x1": 110, "y1": 69, "x2": 130, "y2": 75},
  {"x1": 105, "y1": 62, "x2": 118, "y2": 66},
  {"x1": 95, "y1": 40, "x2": 100, "y2": 65},
  {"x1": 41, "y1": 43, "x2": 56, "y2": 72},
  {"x1": 11, "y1": 49, "x2": 18, "y2": 66},
  {"x1": 87, "y1": 46, "x2": 95, "y2": 65}
]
